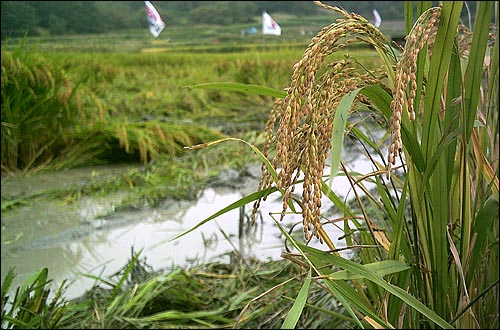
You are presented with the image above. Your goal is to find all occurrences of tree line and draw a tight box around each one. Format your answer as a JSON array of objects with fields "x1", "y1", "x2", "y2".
[{"x1": 2, "y1": 1, "x2": 476, "y2": 39}]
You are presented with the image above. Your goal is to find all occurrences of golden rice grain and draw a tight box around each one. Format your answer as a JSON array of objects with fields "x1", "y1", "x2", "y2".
[{"x1": 251, "y1": 1, "x2": 391, "y2": 241}]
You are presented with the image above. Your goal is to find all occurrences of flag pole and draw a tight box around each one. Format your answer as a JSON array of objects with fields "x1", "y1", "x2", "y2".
[{"x1": 145, "y1": 1, "x2": 165, "y2": 85}]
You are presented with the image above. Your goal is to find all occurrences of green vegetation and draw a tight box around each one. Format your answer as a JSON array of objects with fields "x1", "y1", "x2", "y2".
[
  {"x1": 1, "y1": 1, "x2": 498, "y2": 329},
  {"x1": 175, "y1": 1, "x2": 499, "y2": 329},
  {"x1": 1, "y1": 249, "x2": 355, "y2": 329},
  {"x1": 1, "y1": 1, "x2": 412, "y2": 38},
  {"x1": 0, "y1": 56, "x2": 222, "y2": 173},
  {"x1": 1, "y1": 26, "x2": 382, "y2": 204}
]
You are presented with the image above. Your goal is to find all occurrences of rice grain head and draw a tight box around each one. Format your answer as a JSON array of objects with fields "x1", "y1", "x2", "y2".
[
  {"x1": 386, "y1": 6, "x2": 441, "y2": 176},
  {"x1": 251, "y1": 1, "x2": 391, "y2": 242}
]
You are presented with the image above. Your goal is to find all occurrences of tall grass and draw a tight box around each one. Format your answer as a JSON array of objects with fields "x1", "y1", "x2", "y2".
[
  {"x1": 177, "y1": 1, "x2": 499, "y2": 328},
  {"x1": 1, "y1": 40, "x2": 225, "y2": 173},
  {"x1": 1, "y1": 39, "x2": 87, "y2": 171}
]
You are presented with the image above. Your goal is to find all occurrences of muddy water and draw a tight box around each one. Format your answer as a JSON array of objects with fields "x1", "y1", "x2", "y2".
[{"x1": 1, "y1": 149, "x2": 379, "y2": 300}]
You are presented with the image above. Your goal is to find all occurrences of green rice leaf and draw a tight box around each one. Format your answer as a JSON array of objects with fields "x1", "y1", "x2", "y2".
[
  {"x1": 329, "y1": 89, "x2": 359, "y2": 189},
  {"x1": 360, "y1": 84, "x2": 427, "y2": 173},
  {"x1": 1, "y1": 267, "x2": 16, "y2": 300},
  {"x1": 172, "y1": 136, "x2": 297, "y2": 242},
  {"x1": 463, "y1": 0, "x2": 495, "y2": 141},
  {"x1": 422, "y1": 1, "x2": 463, "y2": 157},
  {"x1": 123, "y1": 307, "x2": 230, "y2": 323},
  {"x1": 112, "y1": 249, "x2": 143, "y2": 298},
  {"x1": 169, "y1": 186, "x2": 277, "y2": 242},
  {"x1": 328, "y1": 260, "x2": 410, "y2": 280},
  {"x1": 300, "y1": 243, "x2": 454, "y2": 329},
  {"x1": 281, "y1": 269, "x2": 312, "y2": 329},
  {"x1": 271, "y1": 215, "x2": 366, "y2": 328},
  {"x1": 466, "y1": 196, "x2": 499, "y2": 285}
]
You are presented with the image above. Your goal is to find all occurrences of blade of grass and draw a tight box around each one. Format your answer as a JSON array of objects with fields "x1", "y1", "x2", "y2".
[
  {"x1": 329, "y1": 88, "x2": 358, "y2": 189},
  {"x1": 300, "y1": 243, "x2": 454, "y2": 329},
  {"x1": 466, "y1": 196, "x2": 499, "y2": 285},
  {"x1": 271, "y1": 214, "x2": 376, "y2": 329},
  {"x1": 281, "y1": 269, "x2": 312, "y2": 329},
  {"x1": 329, "y1": 260, "x2": 410, "y2": 281},
  {"x1": 359, "y1": 84, "x2": 425, "y2": 173},
  {"x1": 173, "y1": 136, "x2": 301, "y2": 242},
  {"x1": 169, "y1": 186, "x2": 277, "y2": 242},
  {"x1": 111, "y1": 248, "x2": 143, "y2": 298},
  {"x1": 463, "y1": 0, "x2": 495, "y2": 141},
  {"x1": 122, "y1": 307, "x2": 230, "y2": 323}
]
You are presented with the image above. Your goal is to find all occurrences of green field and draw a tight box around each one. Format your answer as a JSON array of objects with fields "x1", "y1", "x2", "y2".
[
  {"x1": 1, "y1": 2, "x2": 498, "y2": 328},
  {"x1": 1, "y1": 9, "x2": 407, "y2": 53}
]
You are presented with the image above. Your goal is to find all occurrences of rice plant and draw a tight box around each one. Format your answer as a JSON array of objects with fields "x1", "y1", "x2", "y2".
[
  {"x1": 1, "y1": 267, "x2": 73, "y2": 329},
  {"x1": 1, "y1": 39, "x2": 88, "y2": 172},
  {"x1": 179, "y1": 1, "x2": 499, "y2": 328},
  {"x1": 3, "y1": 247, "x2": 353, "y2": 329},
  {"x1": 1, "y1": 40, "x2": 225, "y2": 173}
]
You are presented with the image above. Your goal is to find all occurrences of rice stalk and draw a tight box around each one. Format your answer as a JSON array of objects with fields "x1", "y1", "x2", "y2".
[
  {"x1": 251, "y1": 2, "x2": 391, "y2": 245},
  {"x1": 197, "y1": 1, "x2": 497, "y2": 328}
]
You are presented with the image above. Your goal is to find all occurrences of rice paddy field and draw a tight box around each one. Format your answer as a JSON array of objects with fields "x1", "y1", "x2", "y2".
[
  {"x1": 1, "y1": 2, "x2": 498, "y2": 329},
  {"x1": 1, "y1": 14, "x2": 388, "y2": 330}
]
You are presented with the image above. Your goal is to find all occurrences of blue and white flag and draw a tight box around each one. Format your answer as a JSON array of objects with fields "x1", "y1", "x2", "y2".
[
  {"x1": 262, "y1": 11, "x2": 281, "y2": 36},
  {"x1": 145, "y1": 1, "x2": 165, "y2": 38}
]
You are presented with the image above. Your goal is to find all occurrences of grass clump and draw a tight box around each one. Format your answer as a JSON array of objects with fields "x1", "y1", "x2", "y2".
[
  {"x1": 1, "y1": 250, "x2": 350, "y2": 329},
  {"x1": 1, "y1": 40, "x2": 225, "y2": 174}
]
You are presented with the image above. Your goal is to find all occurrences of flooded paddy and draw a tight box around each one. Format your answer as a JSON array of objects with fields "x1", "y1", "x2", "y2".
[{"x1": 1, "y1": 147, "x2": 379, "y2": 300}]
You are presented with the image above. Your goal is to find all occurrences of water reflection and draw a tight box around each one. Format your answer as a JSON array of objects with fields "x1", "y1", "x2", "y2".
[
  {"x1": 1, "y1": 142, "x2": 390, "y2": 300},
  {"x1": 1, "y1": 186, "x2": 290, "y2": 299}
]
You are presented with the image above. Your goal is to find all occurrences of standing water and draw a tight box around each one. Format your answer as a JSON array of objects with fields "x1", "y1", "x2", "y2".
[{"x1": 1, "y1": 146, "x2": 380, "y2": 300}]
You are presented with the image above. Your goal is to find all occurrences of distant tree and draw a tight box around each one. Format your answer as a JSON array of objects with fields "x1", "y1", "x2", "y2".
[
  {"x1": 188, "y1": 1, "x2": 257, "y2": 25},
  {"x1": 47, "y1": 13, "x2": 66, "y2": 35},
  {"x1": 95, "y1": 1, "x2": 144, "y2": 31},
  {"x1": 329, "y1": 1, "x2": 406, "y2": 21},
  {"x1": 1, "y1": 1, "x2": 39, "y2": 38},
  {"x1": 257, "y1": 1, "x2": 320, "y2": 15},
  {"x1": 25, "y1": 1, "x2": 104, "y2": 35},
  {"x1": 7, "y1": 0, "x2": 472, "y2": 39},
  {"x1": 156, "y1": 1, "x2": 206, "y2": 25},
  {"x1": 58, "y1": 2, "x2": 105, "y2": 34}
]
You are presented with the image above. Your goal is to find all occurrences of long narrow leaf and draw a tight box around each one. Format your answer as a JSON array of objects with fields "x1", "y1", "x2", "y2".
[
  {"x1": 169, "y1": 186, "x2": 276, "y2": 242},
  {"x1": 123, "y1": 307, "x2": 230, "y2": 323},
  {"x1": 281, "y1": 269, "x2": 312, "y2": 329},
  {"x1": 466, "y1": 196, "x2": 499, "y2": 285},
  {"x1": 328, "y1": 260, "x2": 410, "y2": 281},
  {"x1": 172, "y1": 136, "x2": 307, "y2": 241},
  {"x1": 463, "y1": 1, "x2": 494, "y2": 141},
  {"x1": 359, "y1": 84, "x2": 425, "y2": 173},
  {"x1": 300, "y1": 243, "x2": 454, "y2": 329},
  {"x1": 329, "y1": 89, "x2": 359, "y2": 188},
  {"x1": 112, "y1": 249, "x2": 143, "y2": 298}
]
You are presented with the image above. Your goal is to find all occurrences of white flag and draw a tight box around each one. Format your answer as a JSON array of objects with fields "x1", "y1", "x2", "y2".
[
  {"x1": 262, "y1": 11, "x2": 281, "y2": 36},
  {"x1": 145, "y1": 1, "x2": 166, "y2": 38},
  {"x1": 372, "y1": 9, "x2": 382, "y2": 28}
]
